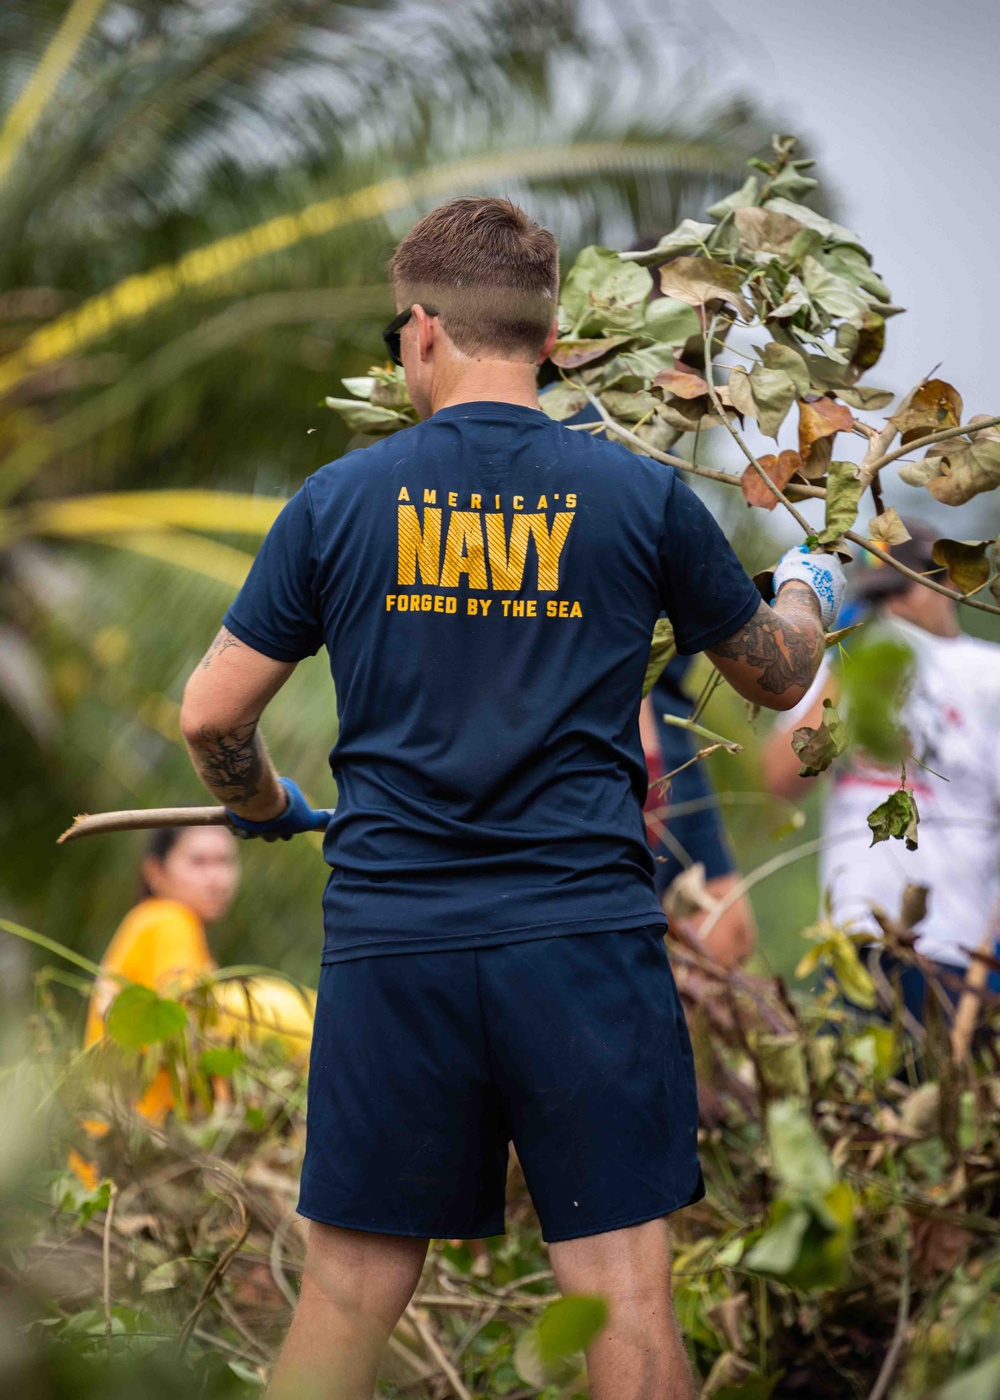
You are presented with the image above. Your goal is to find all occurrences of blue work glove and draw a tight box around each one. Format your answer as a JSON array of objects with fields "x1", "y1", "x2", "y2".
[
  {"x1": 226, "y1": 777, "x2": 334, "y2": 842},
  {"x1": 771, "y1": 545, "x2": 846, "y2": 630}
]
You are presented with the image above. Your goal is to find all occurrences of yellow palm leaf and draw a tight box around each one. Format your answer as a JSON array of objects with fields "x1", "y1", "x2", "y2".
[
  {"x1": 89, "y1": 529, "x2": 255, "y2": 590},
  {"x1": 0, "y1": 139, "x2": 746, "y2": 396},
  {"x1": 0, "y1": 0, "x2": 108, "y2": 184},
  {"x1": 13, "y1": 490, "x2": 285, "y2": 541}
]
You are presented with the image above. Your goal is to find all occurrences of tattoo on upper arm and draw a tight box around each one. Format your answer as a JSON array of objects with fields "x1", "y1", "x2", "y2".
[
  {"x1": 710, "y1": 590, "x2": 823, "y2": 695},
  {"x1": 200, "y1": 627, "x2": 244, "y2": 670},
  {"x1": 189, "y1": 719, "x2": 263, "y2": 802}
]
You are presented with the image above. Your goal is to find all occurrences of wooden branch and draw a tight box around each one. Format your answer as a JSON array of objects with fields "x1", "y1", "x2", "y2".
[
  {"x1": 405, "y1": 1304, "x2": 473, "y2": 1400},
  {"x1": 579, "y1": 384, "x2": 1000, "y2": 619},
  {"x1": 844, "y1": 529, "x2": 1000, "y2": 617},
  {"x1": 702, "y1": 315, "x2": 815, "y2": 536},
  {"x1": 864, "y1": 413, "x2": 1000, "y2": 480},
  {"x1": 102, "y1": 1182, "x2": 118, "y2": 1359},
  {"x1": 58, "y1": 805, "x2": 229, "y2": 844},
  {"x1": 950, "y1": 924, "x2": 997, "y2": 1062}
]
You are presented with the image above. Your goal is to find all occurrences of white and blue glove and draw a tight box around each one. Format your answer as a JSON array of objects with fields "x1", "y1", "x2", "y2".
[
  {"x1": 226, "y1": 777, "x2": 334, "y2": 842},
  {"x1": 772, "y1": 545, "x2": 846, "y2": 630}
]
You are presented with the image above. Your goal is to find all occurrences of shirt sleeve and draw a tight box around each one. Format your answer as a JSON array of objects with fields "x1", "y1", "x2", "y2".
[
  {"x1": 222, "y1": 485, "x2": 324, "y2": 663},
  {"x1": 657, "y1": 474, "x2": 762, "y2": 655}
]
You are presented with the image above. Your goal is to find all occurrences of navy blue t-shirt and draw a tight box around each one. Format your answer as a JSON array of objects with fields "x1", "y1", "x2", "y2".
[{"x1": 222, "y1": 401, "x2": 760, "y2": 961}]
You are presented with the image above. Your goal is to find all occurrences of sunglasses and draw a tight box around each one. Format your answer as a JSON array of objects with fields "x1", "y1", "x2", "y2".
[{"x1": 382, "y1": 305, "x2": 438, "y2": 367}]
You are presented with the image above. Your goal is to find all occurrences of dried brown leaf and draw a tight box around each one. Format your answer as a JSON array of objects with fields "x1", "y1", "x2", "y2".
[
  {"x1": 741, "y1": 449, "x2": 803, "y2": 510},
  {"x1": 798, "y1": 397, "x2": 855, "y2": 478},
  {"x1": 652, "y1": 365, "x2": 709, "y2": 399},
  {"x1": 890, "y1": 378, "x2": 963, "y2": 447},
  {"x1": 868, "y1": 508, "x2": 911, "y2": 546},
  {"x1": 657, "y1": 257, "x2": 752, "y2": 320},
  {"x1": 931, "y1": 538, "x2": 993, "y2": 594}
]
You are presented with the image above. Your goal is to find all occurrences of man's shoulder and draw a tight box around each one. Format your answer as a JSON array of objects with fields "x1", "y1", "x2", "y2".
[
  {"x1": 551, "y1": 418, "x2": 678, "y2": 490},
  {"x1": 306, "y1": 421, "x2": 430, "y2": 493}
]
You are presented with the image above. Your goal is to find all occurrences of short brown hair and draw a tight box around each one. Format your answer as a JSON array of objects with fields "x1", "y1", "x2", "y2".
[{"x1": 388, "y1": 197, "x2": 559, "y2": 360}]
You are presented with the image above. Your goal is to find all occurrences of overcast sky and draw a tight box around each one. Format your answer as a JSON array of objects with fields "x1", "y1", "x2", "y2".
[{"x1": 645, "y1": 0, "x2": 1000, "y2": 541}]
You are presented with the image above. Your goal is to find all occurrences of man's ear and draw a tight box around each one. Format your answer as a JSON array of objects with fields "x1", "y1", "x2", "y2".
[
  {"x1": 412, "y1": 303, "x2": 437, "y2": 362},
  {"x1": 538, "y1": 316, "x2": 559, "y2": 364}
]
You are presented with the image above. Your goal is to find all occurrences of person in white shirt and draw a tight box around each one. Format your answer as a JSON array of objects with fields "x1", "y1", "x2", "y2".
[{"x1": 763, "y1": 522, "x2": 1000, "y2": 1021}]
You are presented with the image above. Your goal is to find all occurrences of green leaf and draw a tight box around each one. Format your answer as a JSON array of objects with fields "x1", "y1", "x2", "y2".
[
  {"x1": 141, "y1": 1259, "x2": 183, "y2": 1293},
  {"x1": 199, "y1": 1046, "x2": 245, "y2": 1077},
  {"x1": 657, "y1": 257, "x2": 752, "y2": 320},
  {"x1": 537, "y1": 1295, "x2": 608, "y2": 1362},
  {"x1": 323, "y1": 398, "x2": 412, "y2": 433},
  {"x1": 620, "y1": 219, "x2": 716, "y2": 264},
  {"x1": 841, "y1": 630, "x2": 914, "y2": 761},
  {"x1": 766, "y1": 1099, "x2": 836, "y2": 1198},
  {"x1": 819, "y1": 245, "x2": 892, "y2": 303},
  {"x1": 514, "y1": 1295, "x2": 607, "y2": 1386},
  {"x1": 802, "y1": 256, "x2": 873, "y2": 323},
  {"x1": 707, "y1": 174, "x2": 759, "y2": 219},
  {"x1": 766, "y1": 165, "x2": 819, "y2": 201},
  {"x1": 868, "y1": 787, "x2": 920, "y2": 851},
  {"x1": 60, "y1": 1178, "x2": 111, "y2": 1225},
  {"x1": 340, "y1": 376, "x2": 375, "y2": 399},
  {"x1": 930, "y1": 1350, "x2": 1000, "y2": 1400},
  {"x1": 744, "y1": 1205, "x2": 811, "y2": 1275},
  {"x1": 791, "y1": 698, "x2": 848, "y2": 776},
  {"x1": 559, "y1": 247, "x2": 652, "y2": 335},
  {"x1": 642, "y1": 295, "x2": 701, "y2": 343},
  {"x1": 761, "y1": 197, "x2": 862, "y2": 245},
  {"x1": 599, "y1": 389, "x2": 661, "y2": 424},
  {"x1": 584, "y1": 342, "x2": 678, "y2": 392},
  {"x1": 644, "y1": 617, "x2": 677, "y2": 696},
  {"x1": 761, "y1": 342, "x2": 811, "y2": 397},
  {"x1": 105, "y1": 984, "x2": 187, "y2": 1050},
  {"x1": 819, "y1": 460, "x2": 864, "y2": 543},
  {"x1": 829, "y1": 936, "x2": 877, "y2": 1009},
  {"x1": 836, "y1": 384, "x2": 894, "y2": 410},
  {"x1": 728, "y1": 363, "x2": 798, "y2": 439},
  {"x1": 539, "y1": 383, "x2": 590, "y2": 421},
  {"x1": 766, "y1": 273, "x2": 811, "y2": 321}
]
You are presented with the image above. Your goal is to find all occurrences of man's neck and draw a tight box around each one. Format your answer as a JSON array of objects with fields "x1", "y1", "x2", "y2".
[{"x1": 431, "y1": 357, "x2": 541, "y2": 414}]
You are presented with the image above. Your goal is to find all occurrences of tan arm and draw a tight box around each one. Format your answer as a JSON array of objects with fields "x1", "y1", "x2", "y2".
[
  {"x1": 706, "y1": 581, "x2": 825, "y2": 713},
  {"x1": 180, "y1": 627, "x2": 296, "y2": 822}
]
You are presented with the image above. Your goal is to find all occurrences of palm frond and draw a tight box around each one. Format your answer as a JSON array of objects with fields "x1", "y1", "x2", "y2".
[{"x1": 0, "y1": 0, "x2": 108, "y2": 183}]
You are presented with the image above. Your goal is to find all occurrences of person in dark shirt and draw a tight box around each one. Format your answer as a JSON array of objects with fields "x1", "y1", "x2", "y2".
[
  {"x1": 179, "y1": 197, "x2": 843, "y2": 1400},
  {"x1": 641, "y1": 658, "x2": 757, "y2": 963}
]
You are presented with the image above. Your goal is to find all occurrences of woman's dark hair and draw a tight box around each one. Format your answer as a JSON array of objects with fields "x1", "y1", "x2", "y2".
[{"x1": 137, "y1": 827, "x2": 184, "y2": 899}]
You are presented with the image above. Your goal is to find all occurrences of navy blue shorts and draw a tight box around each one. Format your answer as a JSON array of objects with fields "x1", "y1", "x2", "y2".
[{"x1": 298, "y1": 925, "x2": 703, "y2": 1243}]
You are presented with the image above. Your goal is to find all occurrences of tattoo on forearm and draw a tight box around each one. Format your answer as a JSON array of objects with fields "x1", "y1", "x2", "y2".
[
  {"x1": 200, "y1": 627, "x2": 244, "y2": 670},
  {"x1": 189, "y1": 719, "x2": 264, "y2": 803},
  {"x1": 711, "y1": 588, "x2": 823, "y2": 695}
]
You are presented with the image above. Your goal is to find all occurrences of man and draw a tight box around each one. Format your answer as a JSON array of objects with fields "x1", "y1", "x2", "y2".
[
  {"x1": 763, "y1": 524, "x2": 1000, "y2": 1022},
  {"x1": 180, "y1": 197, "x2": 843, "y2": 1400}
]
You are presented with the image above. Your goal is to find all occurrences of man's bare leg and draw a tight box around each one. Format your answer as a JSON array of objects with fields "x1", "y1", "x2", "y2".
[
  {"x1": 549, "y1": 1218, "x2": 696, "y2": 1400},
  {"x1": 267, "y1": 1223, "x2": 428, "y2": 1400}
]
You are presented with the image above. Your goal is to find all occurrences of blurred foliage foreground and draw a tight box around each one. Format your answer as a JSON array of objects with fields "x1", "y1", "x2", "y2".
[{"x1": 1, "y1": 922, "x2": 999, "y2": 1400}]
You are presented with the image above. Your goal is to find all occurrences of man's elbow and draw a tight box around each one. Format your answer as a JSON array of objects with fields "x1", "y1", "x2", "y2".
[
  {"x1": 764, "y1": 683, "x2": 810, "y2": 714},
  {"x1": 179, "y1": 673, "x2": 214, "y2": 746}
]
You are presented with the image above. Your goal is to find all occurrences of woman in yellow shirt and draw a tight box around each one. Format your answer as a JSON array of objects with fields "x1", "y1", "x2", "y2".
[{"x1": 83, "y1": 825, "x2": 240, "y2": 1128}]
